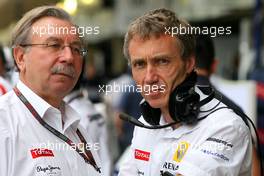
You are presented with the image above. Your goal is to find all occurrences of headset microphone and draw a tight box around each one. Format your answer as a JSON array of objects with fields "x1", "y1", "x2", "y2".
[{"x1": 119, "y1": 112, "x2": 178, "y2": 129}]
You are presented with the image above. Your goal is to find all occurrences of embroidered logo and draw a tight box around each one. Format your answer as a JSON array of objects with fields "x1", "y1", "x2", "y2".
[
  {"x1": 134, "y1": 149, "x2": 150, "y2": 161},
  {"x1": 173, "y1": 141, "x2": 190, "y2": 163},
  {"x1": 30, "y1": 148, "x2": 54, "y2": 159},
  {"x1": 35, "y1": 164, "x2": 61, "y2": 176}
]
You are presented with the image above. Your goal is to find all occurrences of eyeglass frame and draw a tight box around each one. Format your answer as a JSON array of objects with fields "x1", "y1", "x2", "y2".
[{"x1": 19, "y1": 42, "x2": 88, "y2": 57}]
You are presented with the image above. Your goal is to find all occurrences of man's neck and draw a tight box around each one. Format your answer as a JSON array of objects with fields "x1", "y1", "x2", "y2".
[
  {"x1": 41, "y1": 95, "x2": 63, "y2": 109},
  {"x1": 20, "y1": 79, "x2": 63, "y2": 109},
  {"x1": 161, "y1": 107, "x2": 181, "y2": 129},
  {"x1": 196, "y1": 69, "x2": 210, "y2": 77}
]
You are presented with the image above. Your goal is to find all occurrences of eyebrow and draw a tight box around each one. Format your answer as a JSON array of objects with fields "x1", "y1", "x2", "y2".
[
  {"x1": 71, "y1": 40, "x2": 82, "y2": 45},
  {"x1": 152, "y1": 53, "x2": 172, "y2": 59},
  {"x1": 44, "y1": 37, "x2": 62, "y2": 43},
  {"x1": 130, "y1": 58, "x2": 144, "y2": 65},
  {"x1": 132, "y1": 53, "x2": 171, "y2": 61},
  {"x1": 44, "y1": 37, "x2": 82, "y2": 45}
]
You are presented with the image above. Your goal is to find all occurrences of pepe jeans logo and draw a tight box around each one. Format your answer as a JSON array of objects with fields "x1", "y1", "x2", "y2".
[
  {"x1": 36, "y1": 165, "x2": 61, "y2": 176},
  {"x1": 173, "y1": 141, "x2": 190, "y2": 163}
]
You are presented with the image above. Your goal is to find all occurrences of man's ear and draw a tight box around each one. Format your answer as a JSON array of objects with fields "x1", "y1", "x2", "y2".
[
  {"x1": 13, "y1": 46, "x2": 26, "y2": 72},
  {"x1": 211, "y1": 58, "x2": 218, "y2": 74},
  {"x1": 186, "y1": 56, "x2": 196, "y2": 73}
]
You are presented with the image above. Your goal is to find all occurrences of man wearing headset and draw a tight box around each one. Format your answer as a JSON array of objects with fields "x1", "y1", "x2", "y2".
[{"x1": 118, "y1": 8, "x2": 252, "y2": 176}]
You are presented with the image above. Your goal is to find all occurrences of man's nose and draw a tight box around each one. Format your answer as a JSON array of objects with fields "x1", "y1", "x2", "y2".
[
  {"x1": 60, "y1": 46, "x2": 74, "y2": 63},
  {"x1": 144, "y1": 64, "x2": 158, "y2": 84}
]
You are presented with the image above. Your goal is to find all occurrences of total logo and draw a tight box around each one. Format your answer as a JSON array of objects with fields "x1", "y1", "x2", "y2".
[
  {"x1": 134, "y1": 149, "x2": 150, "y2": 161},
  {"x1": 30, "y1": 148, "x2": 54, "y2": 159}
]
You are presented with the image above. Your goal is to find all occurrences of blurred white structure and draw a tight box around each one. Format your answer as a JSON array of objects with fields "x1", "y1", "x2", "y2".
[{"x1": 211, "y1": 75, "x2": 257, "y2": 126}]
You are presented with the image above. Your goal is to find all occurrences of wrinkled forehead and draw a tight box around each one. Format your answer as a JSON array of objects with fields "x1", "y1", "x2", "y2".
[
  {"x1": 29, "y1": 17, "x2": 81, "y2": 42},
  {"x1": 129, "y1": 34, "x2": 182, "y2": 55}
]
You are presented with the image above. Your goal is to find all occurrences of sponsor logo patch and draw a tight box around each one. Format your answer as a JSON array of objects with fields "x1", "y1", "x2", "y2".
[
  {"x1": 35, "y1": 164, "x2": 61, "y2": 176},
  {"x1": 163, "y1": 162, "x2": 179, "y2": 171},
  {"x1": 135, "y1": 149, "x2": 150, "y2": 161},
  {"x1": 200, "y1": 149, "x2": 230, "y2": 161},
  {"x1": 173, "y1": 141, "x2": 189, "y2": 163},
  {"x1": 30, "y1": 148, "x2": 54, "y2": 159}
]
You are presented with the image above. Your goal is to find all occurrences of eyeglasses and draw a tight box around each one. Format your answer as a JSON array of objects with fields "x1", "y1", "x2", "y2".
[{"x1": 20, "y1": 41, "x2": 88, "y2": 57}]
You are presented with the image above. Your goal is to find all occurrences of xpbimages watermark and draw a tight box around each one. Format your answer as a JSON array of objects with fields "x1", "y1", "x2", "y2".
[
  {"x1": 33, "y1": 141, "x2": 100, "y2": 153},
  {"x1": 165, "y1": 24, "x2": 231, "y2": 37},
  {"x1": 32, "y1": 24, "x2": 100, "y2": 38},
  {"x1": 99, "y1": 82, "x2": 166, "y2": 95}
]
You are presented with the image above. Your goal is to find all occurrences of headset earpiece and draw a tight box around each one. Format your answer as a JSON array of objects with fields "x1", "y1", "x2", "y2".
[
  {"x1": 169, "y1": 87, "x2": 200, "y2": 124},
  {"x1": 140, "y1": 71, "x2": 201, "y2": 125},
  {"x1": 168, "y1": 71, "x2": 200, "y2": 124}
]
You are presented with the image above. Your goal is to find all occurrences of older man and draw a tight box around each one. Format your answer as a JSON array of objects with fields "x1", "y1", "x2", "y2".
[
  {"x1": 118, "y1": 8, "x2": 252, "y2": 176},
  {"x1": 0, "y1": 6, "x2": 102, "y2": 176}
]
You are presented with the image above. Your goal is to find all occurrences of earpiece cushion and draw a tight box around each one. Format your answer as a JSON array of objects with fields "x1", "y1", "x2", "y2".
[{"x1": 169, "y1": 88, "x2": 200, "y2": 124}]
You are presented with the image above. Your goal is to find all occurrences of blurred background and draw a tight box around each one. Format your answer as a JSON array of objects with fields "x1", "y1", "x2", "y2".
[
  {"x1": 0, "y1": 0, "x2": 262, "y2": 78},
  {"x1": 0, "y1": 0, "x2": 263, "y2": 175},
  {"x1": 0, "y1": 0, "x2": 261, "y2": 79}
]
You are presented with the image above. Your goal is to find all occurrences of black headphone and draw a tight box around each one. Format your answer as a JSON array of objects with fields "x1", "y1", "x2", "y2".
[{"x1": 140, "y1": 71, "x2": 214, "y2": 126}]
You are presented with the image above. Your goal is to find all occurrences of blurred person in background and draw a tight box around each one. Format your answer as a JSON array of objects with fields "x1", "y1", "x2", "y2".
[
  {"x1": 0, "y1": 45, "x2": 12, "y2": 95},
  {"x1": 65, "y1": 61, "x2": 112, "y2": 176},
  {"x1": 195, "y1": 34, "x2": 261, "y2": 176},
  {"x1": 113, "y1": 69, "x2": 142, "y2": 156},
  {"x1": 103, "y1": 67, "x2": 137, "y2": 162}
]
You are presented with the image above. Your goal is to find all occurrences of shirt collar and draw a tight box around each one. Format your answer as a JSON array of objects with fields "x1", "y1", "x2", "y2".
[
  {"x1": 16, "y1": 80, "x2": 51, "y2": 118},
  {"x1": 63, "y1": 104, "x2": 81, "y2": 132},
  {"x1": 159, "y1": 115, "x2": 200, "y2": 139},
  {"x1": 160, "y1": 111, "x2": 199, "y2": 139},
  {"x1": 16, "y1": 80, "x2": 81, "y2": 132},
  {"x1": 195, "y1": 86, "x2": 223, "y2": 118}
]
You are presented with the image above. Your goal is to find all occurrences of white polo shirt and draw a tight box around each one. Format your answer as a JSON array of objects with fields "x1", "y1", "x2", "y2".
[
  {"x1": 0, "y1": 81, "x2": 102, "y2": 176},
  {"x1": 118, "y1": 89, "x2": 252, "y2": 176}
]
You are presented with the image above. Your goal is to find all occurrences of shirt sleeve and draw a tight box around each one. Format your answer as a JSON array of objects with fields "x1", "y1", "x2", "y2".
[
  {"x1": 118, "y1": 146, "x2": 138, "y2": 176},
  {"x1": 176, "y1": 118, "x2": 252, "y2": 176},
  {"x1": 0, "y1": 127, "x2": 12, "y2": 176}
]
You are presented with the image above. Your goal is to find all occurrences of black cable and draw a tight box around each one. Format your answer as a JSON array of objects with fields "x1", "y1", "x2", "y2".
[
  {"x1": 222, "y1": 105, "x2": 263, "y2": 175},
  {"x1": 243, "y1": 114, "x2": 263, "y2": 175},
  {"x1": 199, "y1": 100, "x2": 221, "y2": 113}
]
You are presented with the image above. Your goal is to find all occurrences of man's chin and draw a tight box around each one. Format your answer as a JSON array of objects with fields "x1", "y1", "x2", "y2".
[
  {"x1": 146, "y1": 100, "x2": 164, "y2": 109},
  {"x1": 51, "y1": 84, "x2": 73, "y2": 96}
]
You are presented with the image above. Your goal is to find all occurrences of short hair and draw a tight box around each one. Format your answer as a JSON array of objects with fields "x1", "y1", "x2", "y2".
[
  {"x1": 11, "y1": 5, "x2": 72, "y2": 47},
  {"x1": 195, "y1": 35, "x2": 215, "y2": 71},
  {"x1": 123, "y1": 8, "x2": 196, "y2": 62},
  {"x1": 11, "y1": 6, "x2": 73, "y2": 71}
]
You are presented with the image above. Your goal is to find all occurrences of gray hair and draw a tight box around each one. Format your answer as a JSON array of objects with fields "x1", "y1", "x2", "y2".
[
  {"x1": 123, "y1": 8, "x2": 195, "y2": 62},
  {"x1": 11, "y1": 5, "x2": 72, "y2": 47}
]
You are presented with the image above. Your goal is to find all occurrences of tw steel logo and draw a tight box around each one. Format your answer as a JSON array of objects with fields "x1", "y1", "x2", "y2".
[{"x1": 135, "y1": 149, "x2": 150, "y2": 161}]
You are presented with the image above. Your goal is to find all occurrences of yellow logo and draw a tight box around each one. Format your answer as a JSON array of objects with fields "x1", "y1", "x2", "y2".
[{"x1": 173, "y1": 141, "x2": 190, "y2": 163}]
